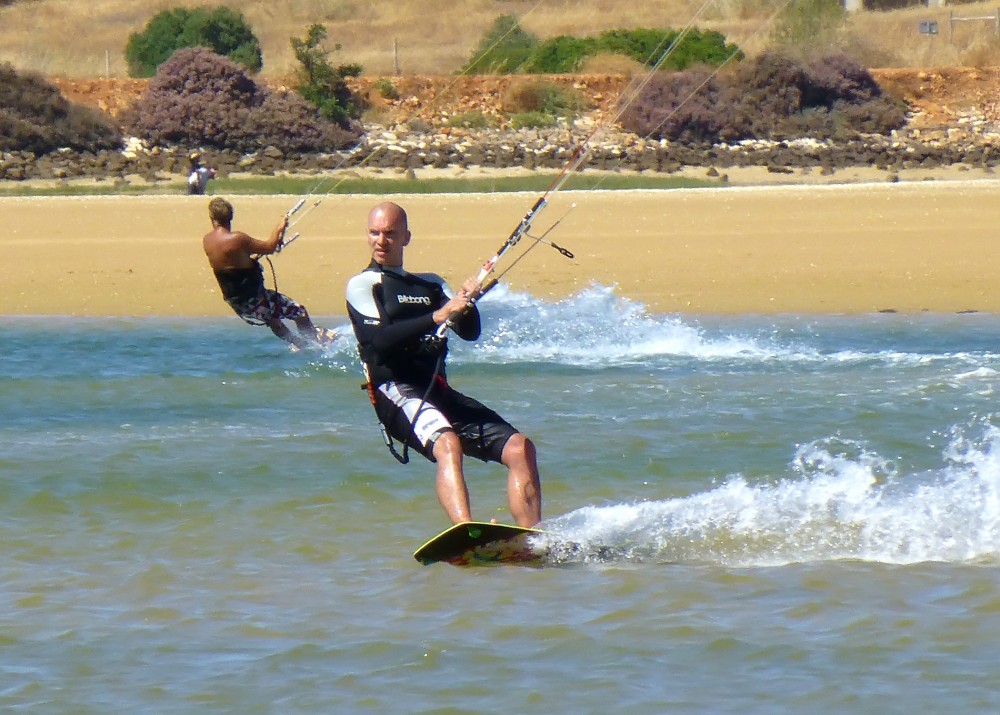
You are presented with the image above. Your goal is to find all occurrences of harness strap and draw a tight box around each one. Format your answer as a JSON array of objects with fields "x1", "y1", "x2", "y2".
[
  {"x1": 362, "y1": 348, "x2": 447, "y2": 466},
  {"x1": 361, "y1": 365, "x2": 411, "y2": 464}
]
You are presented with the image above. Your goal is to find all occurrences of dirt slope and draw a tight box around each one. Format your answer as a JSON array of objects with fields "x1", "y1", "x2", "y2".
[
  {"x1": 50, "y1": 69, "x2": 1000, "y2": 129},
  {"x1": 873, "y1": 67, "x2": 1000, "y2": 126}
]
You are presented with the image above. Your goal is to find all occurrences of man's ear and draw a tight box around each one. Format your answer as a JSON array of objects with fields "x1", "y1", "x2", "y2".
[{"x1": 403, "y1": 230, "x2": 412, "y2": 247}]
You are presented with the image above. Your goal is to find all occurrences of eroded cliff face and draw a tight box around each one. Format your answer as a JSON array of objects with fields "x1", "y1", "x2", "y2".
[
  {"x1": 6, "y1": 68, "x2": 994, "y2": 185},
  {"x1": 48, "y1": 68, "x2": 1000, "y2": 130}
]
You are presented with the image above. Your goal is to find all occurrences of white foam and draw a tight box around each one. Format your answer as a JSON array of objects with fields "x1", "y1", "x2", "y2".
[{"x1": 545, "y1": 422, "x2": 1000, "y2": 567}]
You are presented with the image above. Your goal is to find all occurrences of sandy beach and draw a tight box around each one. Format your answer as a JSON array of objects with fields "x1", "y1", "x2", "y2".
[{"x1": 7, "y1": 178, "x2": 1000, "y2": 317}]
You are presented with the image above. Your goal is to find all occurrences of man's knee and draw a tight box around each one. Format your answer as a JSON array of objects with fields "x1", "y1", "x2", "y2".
[
  {"x1": 502, "y1": 433, "x2": 536, "y2": 465},
  {"x1": 432, "y1": 429, "x2": 461, "y2": 458}
]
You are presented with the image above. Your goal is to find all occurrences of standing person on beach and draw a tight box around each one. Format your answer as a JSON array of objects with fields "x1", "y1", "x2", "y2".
[
  {"x1": 345, "y1": 201, "x2": 542, "y2": 527},
  {"x1": 203, "y1": 197, "x2": 334, "y2": 350},
  {"x1": 187, "y1": 152, "x2": 216, "y2": 195}
]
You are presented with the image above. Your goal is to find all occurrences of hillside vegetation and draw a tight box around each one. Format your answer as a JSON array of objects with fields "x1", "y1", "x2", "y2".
[{"x1": 3, "y1": 0, "x2": 1000, "y2": 78}]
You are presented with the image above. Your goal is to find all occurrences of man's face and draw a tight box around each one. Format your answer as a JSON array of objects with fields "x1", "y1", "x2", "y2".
[{"x1": 368, "y1": 208, "x2": 410, "y2": 266}]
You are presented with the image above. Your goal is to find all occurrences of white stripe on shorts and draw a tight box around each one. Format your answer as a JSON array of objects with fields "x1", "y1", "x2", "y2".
[{"x1": 380, "y1": 382, "x2": 451, "y2": 447}]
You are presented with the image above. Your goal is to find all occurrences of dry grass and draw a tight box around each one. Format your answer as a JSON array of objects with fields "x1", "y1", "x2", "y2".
[
  {"x1": 578, "y1": 52, "x2": 649, "y2": 77},
  {"x1": 2, "y1": 0, "x2": 1000, "y2": 78}
]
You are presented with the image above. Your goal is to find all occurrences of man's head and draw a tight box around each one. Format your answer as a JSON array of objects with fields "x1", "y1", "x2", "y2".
[
  {"x1": 367, "y1": 202, "x2": 410, "y2": 267},
  {"x1": 208, "y1": 197, "x2": 233, "y2": 228}
]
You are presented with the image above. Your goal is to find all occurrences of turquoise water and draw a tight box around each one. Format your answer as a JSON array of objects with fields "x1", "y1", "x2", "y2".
[{"x1": 4, "y1": 285, "x2": 1000, "y2": 713}]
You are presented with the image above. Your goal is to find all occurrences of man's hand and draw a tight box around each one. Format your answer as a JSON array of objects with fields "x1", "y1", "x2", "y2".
[
  {"x1": 459, "y1": 277, "x2": 482, "y2": 302},
  {"x1": 433, "y1": 277, "x2": 481, "y2": 325},
  {"x1": 277, "y1": 216, "x2": 289, "y2": 244},
  {"x1": 434, "y1": 294, "x2": 469, "y2": 325}
]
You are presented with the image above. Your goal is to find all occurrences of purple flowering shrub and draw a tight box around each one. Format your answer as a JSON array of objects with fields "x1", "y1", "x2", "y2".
[
  {"x1": 123, "y1": 47, "x2": 362, "y2": 153},
  {"x1": 0, "y1": 63, "x2": 122, "y2": 153},
  {"x1": 620, "y1": 52, "x2": 906, "y2": 143}
]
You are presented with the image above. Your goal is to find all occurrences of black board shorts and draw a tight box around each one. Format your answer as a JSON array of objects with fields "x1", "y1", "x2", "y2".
[{"x1": 376, "y1": 380, "x2": 518, "y2": 464}]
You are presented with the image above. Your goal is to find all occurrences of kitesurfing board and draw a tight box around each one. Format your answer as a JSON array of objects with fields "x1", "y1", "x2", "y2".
[{"x1": 413, "y1": 521, "x2": 547, "y2": 566}]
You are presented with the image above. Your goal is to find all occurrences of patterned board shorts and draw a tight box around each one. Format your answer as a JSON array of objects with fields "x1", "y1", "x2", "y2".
[{"x1": 226, "y1": 289, "x2": 308, "y2": 323}]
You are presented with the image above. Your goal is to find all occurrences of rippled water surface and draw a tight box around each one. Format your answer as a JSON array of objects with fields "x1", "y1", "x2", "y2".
[{"x1": 4, "y1": 286, "x2": 1000, "y2": 713}]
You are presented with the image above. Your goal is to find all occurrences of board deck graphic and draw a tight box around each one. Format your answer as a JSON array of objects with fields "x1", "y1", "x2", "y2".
[{"x1": 413, "y1": 521, "x2": 547, "y2": 566}]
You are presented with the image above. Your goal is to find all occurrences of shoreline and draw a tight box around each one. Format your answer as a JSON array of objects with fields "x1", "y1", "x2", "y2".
[
  {"x1": 4, "y1": 159, "x2": 999, "y2": 195},
  {"x1": 7, "y1": 179, "x2": 1000, "y2": 317}
]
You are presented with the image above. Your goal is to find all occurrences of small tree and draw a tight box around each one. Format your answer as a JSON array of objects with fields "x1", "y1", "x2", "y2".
[
  {"x1": 125, "y1": 6, "x2": 263, "y2": 77},
  {"x1": 290, "y1": 23, "x2": 361, "y2": 126},
  {"x1": 463, "y1": 15, "x2": 539, "y2": 74},
  {"x1": 770, "y1": 0, "x2": 848, "y2": 57}
]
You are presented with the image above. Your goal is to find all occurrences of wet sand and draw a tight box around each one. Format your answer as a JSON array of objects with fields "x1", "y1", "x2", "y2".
[{"x1": 7, "y1": 179, "x2": 1000, "y2": 317}]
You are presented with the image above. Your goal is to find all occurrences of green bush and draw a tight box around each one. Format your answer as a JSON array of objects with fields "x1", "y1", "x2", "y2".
[
  {"x1": 529, "y1": 28, "x2": 741, "y2": 73},
  {"x1": 502, "y1": 80, "x2": 590, "y2": 117},
  {"x1": 524, "y1": 35, "x2": 594, "y2": 73},
  {"x1": 337, "y1": 62, "x2": 364, "y2": 78},
  {"x1": 593, "y1": 28, "x2": 667, "y2": 64},
  {"x1": 509, "y1": 111, "x2": 557, "y2": 129},
  {"x1": 463, "y1": 15, "x2": 539, "y2": 74},
  {"x1": 658, "y1": 29, "x2": 743, "y2": 69},
  {"x1": 466, "y1": 22, "x2": 742, "y2": 75},
  {"x1": 291, "y1": 23, "x2": 363, "y2": 126},
  {"x1": 445, "y1": 110, "x2": 494, "y2": 129},
  {"x1": 125, "y1": 6, "x2": 262, "y2": 77},
  {"x1": 374, "y1": 77, "x2": 399, "y2": 100}
]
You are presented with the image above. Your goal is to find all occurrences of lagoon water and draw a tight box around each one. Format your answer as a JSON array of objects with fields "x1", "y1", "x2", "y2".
[{"x1": 4, "y1": 284, "x2": 1000, "y2": 713}]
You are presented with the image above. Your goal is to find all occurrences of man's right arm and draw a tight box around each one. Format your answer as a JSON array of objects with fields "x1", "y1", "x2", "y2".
[
  {"x1": 245, "y1": 216, "x2": 288, "y2": 255},
  {"x1": 431, "y1": 275, "x2": 481, "y2": 341}
]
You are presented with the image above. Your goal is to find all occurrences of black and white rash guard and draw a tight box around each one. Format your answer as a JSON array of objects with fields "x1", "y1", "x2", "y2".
[{"x1": 345, "y1": 259, "x2": 480, "y2": 391}]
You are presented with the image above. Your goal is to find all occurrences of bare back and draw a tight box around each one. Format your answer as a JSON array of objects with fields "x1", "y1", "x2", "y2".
[{"x1": 203, "y1": 227, "x2": 258, "y2": 271}]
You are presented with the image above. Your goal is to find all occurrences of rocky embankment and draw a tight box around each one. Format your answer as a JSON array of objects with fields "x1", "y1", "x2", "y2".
[
  {"x1": 4, "y1": 124, "x2": 1000, "y2": 184},
  {"x1": 3, "y1": 70, "x2": 1000, "y2": 183}
]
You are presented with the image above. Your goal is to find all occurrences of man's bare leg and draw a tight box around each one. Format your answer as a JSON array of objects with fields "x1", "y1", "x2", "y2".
[
  {"x1": 501, "y1": 433, "x2": 542, "y2": 527},
  {"x1": 267, "y1": 319, "x2": 307, "y2": 349},
  {"x1": 293, "y1": 313, "x2": 317, "y2": 338},
  {"x1": 432, "y1": 431, "x2": 471, "y2": 524},
  {"x1": 293, "y1": 314, "x2": 336, "y2": 345}
]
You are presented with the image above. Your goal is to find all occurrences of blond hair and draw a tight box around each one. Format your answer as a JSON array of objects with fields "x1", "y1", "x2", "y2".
[{"x1": 208, "y1": 197, "x2": 233, "y2": 227}]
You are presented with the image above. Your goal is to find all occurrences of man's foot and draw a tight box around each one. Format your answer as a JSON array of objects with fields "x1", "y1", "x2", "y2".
[{"x1": 314, "y1": 327, "x2": 337, "y2": 344}]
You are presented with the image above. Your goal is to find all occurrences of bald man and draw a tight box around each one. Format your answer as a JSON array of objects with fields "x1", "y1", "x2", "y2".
[{"x1": 345, "y1": 202, "x2": 542, "y2": 527}]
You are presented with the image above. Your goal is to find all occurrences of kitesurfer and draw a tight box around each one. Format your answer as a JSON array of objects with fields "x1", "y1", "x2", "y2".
[
  {"x1": 202, "y1": 197, "x2": 334, "y2": 350},
  {"x1": 345, "y1": 201, "x2": 542, "y2": 527}
]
